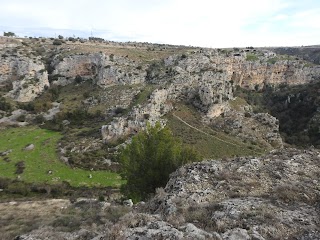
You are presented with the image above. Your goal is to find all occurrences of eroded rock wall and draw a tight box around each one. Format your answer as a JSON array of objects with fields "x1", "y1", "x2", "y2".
[
  {"x1": 0, "y1": 55, "x2": 49, "y2": 102},
  {"x1": 51, "y1": 53, "x2": 146, "y2": 86}
]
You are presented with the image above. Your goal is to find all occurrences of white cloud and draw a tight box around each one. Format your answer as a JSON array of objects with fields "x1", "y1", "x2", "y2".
[{"x1": 0, "y1": 0, "x2": 319, "y2": 47}]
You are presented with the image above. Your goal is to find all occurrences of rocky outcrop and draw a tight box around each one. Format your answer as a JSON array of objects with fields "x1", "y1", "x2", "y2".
[
  {"x1": 51, "y1": 53, "x2": 146, "y2": 86},
  {"x1": 15, "y1": 148, "x2": 320, "y2": 239},
  {"x1": 0, "y1": 55, "x2": 49, "y2": 102},
  {"x1": 130, "y1": 148, "x2": 320, "y2": 239},
  {"x1": 23, "y1": 148, "x2": 314, "y2": 239},
  {"x1": 0, "y1": 109, "x2": 29, "y2": 126},
  {"x1": 173, "y1": 50, "x2": 320, "y2": 90},
  {"x1": 207, "y1": 99, "x2": 283, "y2": 149},
  {"x1": 111, "y1": 213, "x2": 221, "y2": 240},
  {"x1": 146, "y1": 49, "x2": 320, "y2": 115},
  {"x1": 101, "y1": 88, "x2": 172, "y2": 143}
]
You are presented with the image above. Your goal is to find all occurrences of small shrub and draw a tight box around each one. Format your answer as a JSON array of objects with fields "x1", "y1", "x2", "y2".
[
  {"x1": 75, "y1": 75, "x2": 83, "y2": 83},
  {"x1": 109, "y1": 54, "x2": 114, "y2": 61},
  {"x1": 34, "y1": 114, "x2": 45, "y2": 124},
  {"x1": 16, "y1": 114, "x2": 26, "y2": 122},
  {"x1": 143, "y1": 113, "x2": 150, "y2": 119},
  {"x1": 98, "y1": 195, "x2": 105, "y2": 201},
  {"x1": 0, "y1": 97, "x2": 12, "y2": 111},
  {"x1": 3, "y1": 31, "x2": 15, "y2": 37},
  {"x1": 246, "y1": 54, "x2": 258, "y2": 61},
  {"x1": 114, "y1": 107, "x2": 125, "y2": 115},
  {"x1": 18, "y1": 102, "x2": 35, "y2": 112},
  {"x1": 15, "y1": 161, "x2": 25, "y2": 174},
  {"x1": 53, "y1": 39, "x2": 62, "y2": 45},
  {"x1": 83, "y1": 91, "x2": 90, "y2": 99}
]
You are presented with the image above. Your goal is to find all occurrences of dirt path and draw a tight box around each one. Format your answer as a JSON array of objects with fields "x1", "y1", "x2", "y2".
[{"x1": 172, "y1": 113, "x2": 262, "y2": 155}]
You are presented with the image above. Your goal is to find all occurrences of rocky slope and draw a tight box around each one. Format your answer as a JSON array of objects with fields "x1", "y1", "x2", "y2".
[
  {"x1": 17, "y1": 148, "x2": 320, "y2": 239},
  {"x1": 100, "y1": 48, "x2": 320, "y2": 144}
]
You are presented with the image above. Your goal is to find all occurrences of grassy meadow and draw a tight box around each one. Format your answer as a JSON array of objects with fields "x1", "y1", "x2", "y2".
[{"x1": 0, "y1": 126, "x2": 123, "y2": 188}]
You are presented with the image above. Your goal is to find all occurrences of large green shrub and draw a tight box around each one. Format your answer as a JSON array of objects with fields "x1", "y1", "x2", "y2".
[{"x1": 119, "y1": 122, "x2": 200, "y2": 201}]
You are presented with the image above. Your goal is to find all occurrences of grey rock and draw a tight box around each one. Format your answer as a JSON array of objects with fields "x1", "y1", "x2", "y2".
[
  {"x1": 182, "y1": 223, "x2": 221, "y2": 240},
  {"x1": 0, "y1": 149, "x2": 12, "y2": 156},
  {"x1": 123, "y1": 199, "x2": 133, "y2": 207},
  {"x1": 24, "y1": 144, "x2": 35, "y2": 151},
  {"x1": 222, "y1": 228, "x2": 250, "y2": 240}
]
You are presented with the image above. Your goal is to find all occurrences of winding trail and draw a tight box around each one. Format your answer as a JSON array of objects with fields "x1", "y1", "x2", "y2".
[{"x1": 172, "y1": 113, "x2": 262, "y2": 155}]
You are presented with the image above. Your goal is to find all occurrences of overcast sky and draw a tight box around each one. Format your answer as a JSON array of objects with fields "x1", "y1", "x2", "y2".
[{"x1": 0, "y1": 0, "x2": 319, "y2": 47}]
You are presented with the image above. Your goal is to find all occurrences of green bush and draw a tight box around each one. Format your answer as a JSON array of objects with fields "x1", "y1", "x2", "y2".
[
  {"x1": 75, "y1": 75, "x2": 83, "y2": 83},
  {"x1": 17, "y1": 102, "x2": 35, "y2": 112},
  {"x1": 246, "y1": 53, "x2": 259, "y2": 61},
  {"x1": 114, "y1": 107, "x2": 126, "y2": 115},
  {"x1": 53, "y1": 39, "x2": 62, "y2": 45},
  {"x1": 3, "y1": 31, "x2": 15, "y2": 37},
  {"x1": 119, "y1": 122, "x2": 200, "y2": 201}
]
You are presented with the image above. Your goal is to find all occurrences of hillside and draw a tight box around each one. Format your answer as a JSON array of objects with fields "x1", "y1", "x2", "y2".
[
  {"x1": 0, "y1": 36, "x2": 320, "y2": 239},
  {"x1": 15, "y1": 148, "x2": 320, "y2": 239}
]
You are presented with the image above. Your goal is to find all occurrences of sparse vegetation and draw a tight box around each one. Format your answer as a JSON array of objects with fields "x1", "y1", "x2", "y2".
[
  {"x1": 267, "y1": 57, "x2": 277, "y2": 64},
  {"x1": 0, "y1": 97, "x2": 12, "y2": 111},
  {"x1": 166, "y1": 103, "x2": 263, "y2": 158},
  {"x1": 246, "y1": 53, "x2": 259, "y2": 61}
]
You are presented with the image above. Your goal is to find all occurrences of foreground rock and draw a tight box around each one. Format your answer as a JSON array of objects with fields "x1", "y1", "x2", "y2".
[
  {"x1": 18, "y1": 148, "x2": 320, "y2": 239},
  {"x1": 141, "y1": 148, "x2": 320, "y2": 240}
]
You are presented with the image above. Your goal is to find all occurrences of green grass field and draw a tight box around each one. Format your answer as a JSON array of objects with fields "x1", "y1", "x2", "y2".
[{"x1": 0, "y1": 127, "x2": 123, "y2": 187}]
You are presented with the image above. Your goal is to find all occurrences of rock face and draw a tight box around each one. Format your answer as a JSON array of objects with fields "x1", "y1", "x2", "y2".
[
  {"x1": 208, "y1": 99, "x2": 283, "y2": 149},
  {"x1": 101, "y1": 88, "x2": 172, "y2": 143},
  {"x1": 149, "y1": 49, "x2": 320, "y2": 90},
  {"x1": 145, "y1": 49, "x2": 320, "y2": 116},
  {"x1": 51, "y1": 53, "x2": 146, "y2": 87},
  {"x1": 88, "y1": 148, "x2": 319, "y2": 240},
  {"x1": 0, "y1": 55, "x2": 49, "y2": 102}
]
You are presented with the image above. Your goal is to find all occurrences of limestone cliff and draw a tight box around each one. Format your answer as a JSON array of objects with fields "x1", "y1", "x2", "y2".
[
  {"x1": 51, "y1": 53, "x2": 146, "y2": 86},
  {"x1": 101, "y1": 89, "x2": 172, "y2": 143},
  {"x1": 0, "y1": 55, "x2": 49, "y2": 102}
]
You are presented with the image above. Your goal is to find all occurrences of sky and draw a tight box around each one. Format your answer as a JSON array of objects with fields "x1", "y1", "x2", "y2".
[{"x1": 0, "y1": 0, "x2": 319, "y2": 48}]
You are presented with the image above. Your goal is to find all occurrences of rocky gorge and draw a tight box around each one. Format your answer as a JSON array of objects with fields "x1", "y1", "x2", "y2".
[{"x1": 1, "y1": 36, "x2": 320, "y2": 239}]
